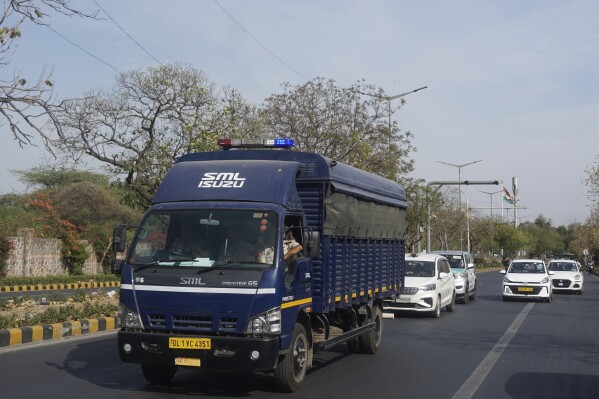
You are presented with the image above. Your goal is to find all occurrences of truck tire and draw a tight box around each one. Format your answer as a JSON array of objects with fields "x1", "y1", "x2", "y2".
[
  {"x1": 141, "y1": 363, "x2": 178, "y2": 385},
  {"x1": 359, "y1": 305, "x2": 383, "y2": 354},
  {"x1": 274, "y1": 323, "x2": 308, "y2": 392}
]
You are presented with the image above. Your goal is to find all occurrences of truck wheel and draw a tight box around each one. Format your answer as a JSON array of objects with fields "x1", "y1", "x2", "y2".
[
  {"x1": 359, "y1": 305, "x2": 383, "y2": 354},
  {"x1": 274, "y1": 323, "x2": 308, "y2": 392},
  {"x1": 141, "y1": 363, "x2": 178, "y2": 385},
  {"x1": 430, "y1": 295, "x2": 441, "y2": 318}
]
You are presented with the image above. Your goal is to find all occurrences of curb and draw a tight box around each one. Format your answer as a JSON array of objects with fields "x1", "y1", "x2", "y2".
[
  {"x1": 0, "y1": 317, "x2": 119, "y2": 348},
  {"x1": 0, "y1": 281, "x2": 120, "y2": 293}
]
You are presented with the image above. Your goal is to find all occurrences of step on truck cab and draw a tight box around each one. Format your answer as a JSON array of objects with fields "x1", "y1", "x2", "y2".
[{"x1": 113, "y1": 138, "x2": 407, "y2": 392}]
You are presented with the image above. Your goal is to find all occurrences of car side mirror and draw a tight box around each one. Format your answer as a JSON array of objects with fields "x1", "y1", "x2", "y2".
[
  {"x1": 467, "y1": 263, "x2": 475, "y2": 269},
  {"x1": 500, "y1": 270, "x2": 506, "y2": 274},
  {"x1": 439, "y1": 272, "x2": 448, "y2": 279},
  {"x1": 548, "y1": 271, "x2": 555, "y2": 275}
]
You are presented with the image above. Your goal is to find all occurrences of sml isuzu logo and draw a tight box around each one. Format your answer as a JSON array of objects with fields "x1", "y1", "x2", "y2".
[{"x1": 198, "y1": 172, "x2": 246, "y2": 188}]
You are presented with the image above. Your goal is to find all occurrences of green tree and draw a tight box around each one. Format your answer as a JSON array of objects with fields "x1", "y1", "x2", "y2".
[
  {"x1": 261, "y1": 78, "x2": 415, "y2": 181},
  {"x1": 54, "y1": 63, "x2": 259, "y2": 208},
  {"x1": 494, "y1": 223, "x2": 530, "y2": 265}
]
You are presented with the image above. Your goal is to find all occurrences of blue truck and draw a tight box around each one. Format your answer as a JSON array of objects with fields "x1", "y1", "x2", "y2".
[{"x1": 113, "y1": 138, "x2": 407, "y2": 391}]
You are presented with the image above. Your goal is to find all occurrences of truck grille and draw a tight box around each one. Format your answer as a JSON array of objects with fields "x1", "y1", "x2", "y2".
[{"x1": 146, "y1": 313, "x2": 239, "y2": 332}]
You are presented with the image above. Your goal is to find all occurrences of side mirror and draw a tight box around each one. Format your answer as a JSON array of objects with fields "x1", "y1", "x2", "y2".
[
  {"x1": 500, "y1": 270, "x2": 506, "y2": 274},
  {"x1": 112, "y1": 226, "x2": 127, "y2": 253},
  {"x1": 467, "y1": 263, "x2": 475, "y2": 269},
  {"x1": 439, "y1": 272, "x2": 448, "y2": 279},
  {"x1": 548, "y1": 271, "x2": 555, "y2": 275},
  {"x1": 302, "y1": 230, "x2": 321, "y2": 258}
]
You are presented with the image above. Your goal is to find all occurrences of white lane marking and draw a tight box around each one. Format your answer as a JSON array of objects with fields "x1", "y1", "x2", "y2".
[{"x1": 451, "y1": 302, "x2": 535, "y2": 399}]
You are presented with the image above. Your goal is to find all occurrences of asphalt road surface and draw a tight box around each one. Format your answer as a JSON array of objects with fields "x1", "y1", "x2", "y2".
[{"x1": 1, "y1": 270, "x2": 599, "y2": 399}]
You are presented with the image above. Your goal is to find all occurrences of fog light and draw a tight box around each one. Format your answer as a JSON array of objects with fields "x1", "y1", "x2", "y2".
[
  {"x1": 123, "y1": 343, "x2": 132, "y2": 353},
  {"x1": 250, "y1": 350, "x2": 260, "y2": 361}
]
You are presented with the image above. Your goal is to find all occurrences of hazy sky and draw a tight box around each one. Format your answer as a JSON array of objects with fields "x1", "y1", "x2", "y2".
[{"x1": 2, "y1": 0, "x2": 598, "y2": 226}]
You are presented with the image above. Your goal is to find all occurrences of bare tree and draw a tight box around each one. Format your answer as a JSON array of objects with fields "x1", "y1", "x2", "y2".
[
  {"x1": 0, "y1": 0, "x2": 97, "y2": 148},
  {"x1": 55, "y1": 63, "x2": 259, "y2": 207}
]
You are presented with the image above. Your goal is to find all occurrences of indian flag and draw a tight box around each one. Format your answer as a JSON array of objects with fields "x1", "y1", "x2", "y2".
[{"x1": 503, "y1": 186, "x2": 515, "y2": 205}]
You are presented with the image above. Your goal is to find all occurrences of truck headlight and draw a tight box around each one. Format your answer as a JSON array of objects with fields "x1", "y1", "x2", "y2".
[
  {"x1": 245, "y1": 307, "x2": 281, "y2": 335},
  {"x1": 118, "y1": 303, "x2": 143, "y2": 329},
  {"x1": 419, "y1": 283, "x2": 436, "y2": 292}
]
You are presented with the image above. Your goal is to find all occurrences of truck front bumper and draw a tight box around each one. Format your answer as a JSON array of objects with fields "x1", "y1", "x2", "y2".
[{"x1": 118, "y1": 330, "x2": 280, "y2": 371}]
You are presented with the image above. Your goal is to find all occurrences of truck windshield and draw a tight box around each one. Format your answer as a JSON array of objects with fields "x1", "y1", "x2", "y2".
[{"x1": 127, "y1": 209, "x2": 278, "y2": 269}]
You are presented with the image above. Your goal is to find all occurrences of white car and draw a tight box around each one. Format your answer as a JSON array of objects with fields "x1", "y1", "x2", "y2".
[
  {"x1": 430, "y1": 250, "x2": 476, "y2": 303},
  {"x1": 384, "y1": 253, "x2": 456, "y2": 318},
  {"x1": 501, "y1": 259, "x2": 554, "y2": 302},
  {"x1": 547, "y1": 259, "x2": 584, "y2": 294}
]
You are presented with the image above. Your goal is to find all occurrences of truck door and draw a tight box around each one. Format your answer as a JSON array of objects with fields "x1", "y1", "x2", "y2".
[{"x1": 283, "y1": 216, "x2": 312, "y2": 298}]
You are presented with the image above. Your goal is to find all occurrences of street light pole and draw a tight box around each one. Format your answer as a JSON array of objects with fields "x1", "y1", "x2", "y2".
[
  {"x1": 437, "y1": 160, "x2": 483, "y2": 209},
  {"x1": 358, "y1": 86, "x2": 428, "y2": 138},
  {"x1": 478, "y1": 189, "x2": 502, "y2": 256}
]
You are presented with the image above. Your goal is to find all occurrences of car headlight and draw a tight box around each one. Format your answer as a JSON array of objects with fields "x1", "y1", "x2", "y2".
[
  {"x1": 540, "y1": 277, "x2": 549, "y2": 284},
  {"x1": 454, "y1": 275, "x2": 464, "y2": 283},
  {"x1": 418, "y1": 283, "x2": 437, "y2": 291},
  {"x1": 118, "y1": 303, "x2": 143, "y2": 329},
  {"x1": 503, "y1": 276, "x2": 513, "y2": 283},
  {"x1": 245, "y1": 307, "x2": 281, "y2": 335},
  {"x1": 574, "y1": 274, "x2": 581, "y2": 281}
]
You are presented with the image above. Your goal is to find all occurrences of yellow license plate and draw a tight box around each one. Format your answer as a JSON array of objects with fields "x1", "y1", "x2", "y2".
[
  {"x1": 175, "y1": 357, "x2": 201, "y2": 367},
  {"x1": 169, "y1": 337, "x2": 211, "y2": 350},
  {"x1": 517, "y1": 287, "x2": 534, "y2": 292}
]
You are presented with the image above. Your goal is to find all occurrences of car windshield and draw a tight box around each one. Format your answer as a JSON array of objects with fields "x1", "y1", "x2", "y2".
[
  {"x1": 405, "y1": 261, "x2": 435, "y2": 277},
  {"x1": 509, "y1": 262, "x2": 546, "y2": 274},
  {"x1": 548, "y1": 262, "x2": 577, "y2": 272},
  {"x1": 444, "y1": 255, "x2": 466, "y2": 269},
  {"x1": 127, "y1": 209, "x2": 278, "y2": 269}
]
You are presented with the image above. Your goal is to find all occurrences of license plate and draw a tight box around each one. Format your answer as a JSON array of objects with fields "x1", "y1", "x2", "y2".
[
  {"x1": 169, "y1": 337, "x2": 211, "y2": 350},
  {"x1": 175, "y1": 357, "x2": 201, "y2": 367},
  {"x1": 396, "y1": 296, "x2": 411, "y2": 303},
  {"x1": 517, "y1": 287, "x2": 533, "y2": 292}
]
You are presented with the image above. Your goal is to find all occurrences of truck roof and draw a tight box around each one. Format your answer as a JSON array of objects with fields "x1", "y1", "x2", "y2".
[{"x1": 153, "y1": 150, "x2": 407, "y2": 208}]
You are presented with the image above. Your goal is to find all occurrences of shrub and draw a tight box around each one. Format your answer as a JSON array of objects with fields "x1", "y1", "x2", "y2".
[{"x1": 0, "y1": 236, "x2": 14, "y2": 278}]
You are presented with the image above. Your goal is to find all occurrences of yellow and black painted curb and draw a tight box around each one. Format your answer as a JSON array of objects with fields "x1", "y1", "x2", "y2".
[
  {"x1": 0, "y1": 317, "x2": 119, "y2": 348},
  {"x1": 0, "y1": 281, "x2": 120, "y2": 293}
]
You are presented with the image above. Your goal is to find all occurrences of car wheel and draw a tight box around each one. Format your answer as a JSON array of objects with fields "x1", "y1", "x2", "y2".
[
  {"x1": 446, "y1": 291, "x2": 456, "y2": 312},
  {"x1": 274, "y1": 323, "x2": 309, "y2": 392},
  {"x1": 502, "y1": 295, "x2": 510, "y2": 302},
  {"x1": 462, "y1": 284, "x2": 469, "y2": 304},
  {"x1": 430, "y1": 295, "x2": 441, "y2": 318},
  {"x1": 578, "y1": 289, "x2": 583, "y2": 295},
  {"x1": 141, "y1": 364, "x2": 178, "y2": 385},
  {"x1": 545, "y1": 293, "x2": 552, "y2": 303},
  {"x1": 469, "y1": 285, "x2": 476, "y2": 300}
]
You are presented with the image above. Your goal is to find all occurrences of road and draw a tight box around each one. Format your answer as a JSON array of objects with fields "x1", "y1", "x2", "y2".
[{"x1": 1, "y1": 270, "x2": 598, "y2": 398}]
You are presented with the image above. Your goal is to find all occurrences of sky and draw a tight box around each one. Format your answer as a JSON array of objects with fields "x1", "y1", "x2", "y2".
[{"x1": 2, "y1": 0, "x2": 598, "y2": 227}]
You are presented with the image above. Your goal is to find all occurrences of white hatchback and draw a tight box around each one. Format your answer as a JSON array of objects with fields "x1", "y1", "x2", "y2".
[
  {"x1": 384, "y1": 253, "x2": 456, "y2": 318},
  {"x1": 547, "y1": 259, "x2": 584, "y2": 294},
  {"x1": 501, "y1": 259, "x2": 554, "y2": 302}
]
